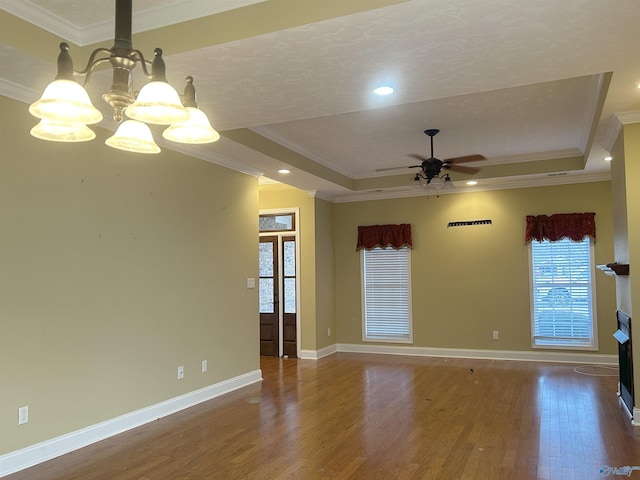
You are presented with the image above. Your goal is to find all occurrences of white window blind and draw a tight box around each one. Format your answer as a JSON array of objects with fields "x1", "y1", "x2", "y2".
[
  {"x1": 361, "y1": 246, "x2": 412, "y2": 342},
  {"x1": 530, "y1": 237, "x2": 596, "y2": 348}
]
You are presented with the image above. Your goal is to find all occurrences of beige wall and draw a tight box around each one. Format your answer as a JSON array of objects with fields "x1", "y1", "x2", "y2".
[
  {"x1": 334, "y1": 182, "x2": 617, "y2": 353},
  {"x1": 0, "y1": 96, "x2": 260, "y2": 454},
  {"x1": 313, "y1": 198, "x2": 335, "y2": 350}
]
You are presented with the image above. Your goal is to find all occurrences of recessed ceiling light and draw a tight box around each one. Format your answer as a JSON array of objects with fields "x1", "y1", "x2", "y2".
[
  {"x1": 278, "y1": 169, "x2": 290, "y2": 174},
  {"x1": 466, "y1": 180, "x2": 478, "y2": 186},
  {"x1": 373, "y1": 86, "x2": 394, "y2": 96},
  {"x1": 604, "y1": 156, "x2": 612, "y2": 161}
]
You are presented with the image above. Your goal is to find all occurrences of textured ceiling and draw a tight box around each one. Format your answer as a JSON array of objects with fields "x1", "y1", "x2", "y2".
[{"x1": 2, "y1": 0, "x2": 640, "y2": 201}]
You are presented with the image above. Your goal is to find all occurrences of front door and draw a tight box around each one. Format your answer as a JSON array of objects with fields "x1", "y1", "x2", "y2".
[
  {"x1": 259, "y1": 236, "x2": 278, "y2": 356},
  {"x1": 259, "y1": 233, "x2": 298, "y2": 357}
]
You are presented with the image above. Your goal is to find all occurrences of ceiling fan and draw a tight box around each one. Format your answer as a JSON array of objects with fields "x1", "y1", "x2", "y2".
[{"x1": 378, "y1": 129, "x2": 485, "y2": 187}]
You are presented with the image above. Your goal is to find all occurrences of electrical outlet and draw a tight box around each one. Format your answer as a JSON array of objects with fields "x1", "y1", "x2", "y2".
[
  {"x1": 18, "y1": 405, "x2": 28, "y2": 425},
  {"x1": 328, "y1": 327, "x2": 331, "y2": 337},
  {"x1": 201, "y1": 360, "x2": 208, "y2": 373},
  {"x1": 493, "y1": 330, "x2": 499, "y2": 340},
  {"x1": 177, "y1": 365, "x2": 184, "y2": 379}
]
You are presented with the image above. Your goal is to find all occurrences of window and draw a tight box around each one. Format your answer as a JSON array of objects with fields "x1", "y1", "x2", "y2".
[
  {"x1": 529, "y1": 237, "x2": 597, "y2": 349},
  {"x1": 361, "y1": 246, "x2": 412, "y2": 343},
  {"x1": 259, "y1": 214, "x2": 295, "y2": 232}
]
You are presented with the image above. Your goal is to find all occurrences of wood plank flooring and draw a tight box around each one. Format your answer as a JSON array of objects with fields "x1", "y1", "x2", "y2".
[{"x1": 5, "y1": 354, "x2": 640, "y2": 479}]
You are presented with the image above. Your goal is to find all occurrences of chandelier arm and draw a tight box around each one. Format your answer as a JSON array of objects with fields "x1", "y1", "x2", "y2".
[
  {"x1": 131, "y1": 49, "x2": 154, "y2": 79},
  {"x1": 79, "y1": 57, "x2": 112, "y2": 87},
  {"x1": 73, "y1": 48, "x2": 114, "y2": 78}
]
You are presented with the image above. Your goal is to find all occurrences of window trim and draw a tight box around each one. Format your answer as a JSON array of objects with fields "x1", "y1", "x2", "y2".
[
  {"x1": 361, "y1": 246, "x2": 413, "y2": 344},
  {"x1": 528, "y1": 237, "x2": 598, "y2": 351}
]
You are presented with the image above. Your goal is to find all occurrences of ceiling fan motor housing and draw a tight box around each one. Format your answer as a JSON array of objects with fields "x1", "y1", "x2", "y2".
[{"x1": 421, "y1": 159, "x2": 443, "y2": 179}]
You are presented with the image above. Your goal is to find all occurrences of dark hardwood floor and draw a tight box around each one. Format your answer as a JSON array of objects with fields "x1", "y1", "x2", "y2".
[{"x1": 5, "y1": 353, "x2": 640, "y2": 479}]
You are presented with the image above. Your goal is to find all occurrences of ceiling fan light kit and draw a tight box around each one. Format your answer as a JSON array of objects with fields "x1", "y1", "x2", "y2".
[
  {"x1": 387, "y1": 128, "x2": 485, "y2": 192},
  {"x1": 27, "y1": 0, "x2": 219, "y2": 154}
]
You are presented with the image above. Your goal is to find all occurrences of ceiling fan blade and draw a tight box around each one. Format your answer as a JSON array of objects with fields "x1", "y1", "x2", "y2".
[
  {"x1": 375, "y1": 165, "x2": 421, "y2": 172},
  {"x1": 443, "y1": 154, "x2": 486, "y2": 164},
  {"x1": 446, "y1": 164, "x2": 480, "y2": 174}
]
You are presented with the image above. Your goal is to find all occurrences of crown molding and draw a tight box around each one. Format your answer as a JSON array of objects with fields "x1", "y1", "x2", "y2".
[
  {"x1": 334, "y1": 171, "x2": 611, "y2": 203},
  {"x1": 603, "y1": 115, "x2": 623, "y2": 154},
  {"x1": 0, "y1": 79, "x2": 39, "y2": 104},
  {"x1": 615, "y1": 110, "x2": 640, "y2": 124},
  {"x1": 252, "y1": 125, "x2": 356, "y2": 178},
  {"x1": 602, "y1": 110, "x2": 640, "y2": 153},
  {"x1": 0, "y1": 0, "x2": 267, "y2": 46},
  {"x1": 578, "y1": 72, "x2": 610, "y2": 155}
]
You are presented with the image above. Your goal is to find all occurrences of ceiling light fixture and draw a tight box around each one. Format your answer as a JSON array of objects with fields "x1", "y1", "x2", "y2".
[
  {"x1": 278, "y1": 169, "x2": 291, "y2": 174},
  {"x1": 414, "y1": 172, "x2": 455, "y2": 191},
  {"x1": 466, "y1": 180, "x2": 478, "y2": 185},
  {"x1": 28, "y1": 0, "x2": 219, "y2": 154},
  {"x1": 373, "y1": 86, "x2": 394, "y2": 96},
  {"x1": 604, "y1": 156, "x2": 612, "y2": 161}
]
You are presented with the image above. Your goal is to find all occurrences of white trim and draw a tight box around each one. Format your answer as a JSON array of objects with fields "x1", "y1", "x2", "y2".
[
  {"x1": 0, "y1": 369, "x2": 262, "y2": 478},
  {"x1": 334, "y1": 172, "x2": 611, "y2": 203},
  {"x1": 603, "y1": 114, "x2": 624, "y2": 154},
  {"x1": 300, "y1": 344, "x2": 338, "y2": 359},
  {"x1": 615, "y1": 110, "x2": 640, "y2": 125},
  {"x1": 0, "y1": 79, "x2": 39, "y2": 104},
  {"x1": 252, "y1": 125, "x2": 356, "y2": 178},
  {"x1": 335, "y1": 343, "x2": 617, "y2": 365},
  {"x1": 0, "y1": 0, "x2": 268, "y2": 46},
  {"x1": 578, "y1": 73, "x2": 608, "y2": 155},
  {"x1": 634, "y1": 408, "x2": 640, "y2": 427},
  {"x1": 602, "y1": 109, "x2": 640, "y2": 154}
]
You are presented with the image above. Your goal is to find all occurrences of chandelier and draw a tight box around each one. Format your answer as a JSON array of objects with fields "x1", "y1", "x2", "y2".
[{"x1": 28, "y1": 0, "x2": 219, "y2": 154}]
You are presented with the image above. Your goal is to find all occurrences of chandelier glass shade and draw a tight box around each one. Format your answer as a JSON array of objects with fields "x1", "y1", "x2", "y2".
[
  {"x1": 29, "y1": 78, "x2": 103, "y2": 125},
  {"x1": 125, "y1": 79, "x2": 189, "y2": 125},
  {"x1": 105, "y1": 120, "x2": 161, "y2": 154},
  {"x1": 162, "y1": 107, "x2": 221, "y2": 144},
  {"x1": 414, "y1": 172, "x2": 455, "y2": 193},
  {"x1": 30, "y1": 119, "x2": 97, "y2": 142},
  {"x1": 161, "y1": 76, "x2": 220, "y2": 144},
  {"x1": 28, "y1": 0, "x2": 219, "y2": 154}
]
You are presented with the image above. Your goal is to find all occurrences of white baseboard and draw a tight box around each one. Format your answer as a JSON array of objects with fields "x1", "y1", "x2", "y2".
[
  {"x1": 0, "y1": 369, "x2": 262, "y2": 478},
  {"x1": 336, "y1": 343, "x2": 618, "y2": 364},
  {"x1": 300, "y1": 344, "x2": 337, "y2": 359},
  {"x1": 634, "y1": 408, "x2": 640, "y2": 427}
]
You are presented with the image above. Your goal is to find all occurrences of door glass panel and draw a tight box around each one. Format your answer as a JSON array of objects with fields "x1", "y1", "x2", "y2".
[
  {"x1": 284, "y1": 241, "x2": 295, "y2": 276},
  {"x1": 259, "y1": 278, "x2": 274, "y2": 313},
  {"x1": 259, "y1": 243, "x2": 273, "y2": 276},
  {"x1": 284, "y1": 278, "x2": 296, "y2": 313}
]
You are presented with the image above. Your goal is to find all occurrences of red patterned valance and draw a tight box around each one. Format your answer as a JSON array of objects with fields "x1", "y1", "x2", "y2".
[
  {"x1": 525, "y1": 212, "x2": 596, "y2": 243},
  {"x1": 356, "y1": 224, "x2": 412, "y2": 250}
]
